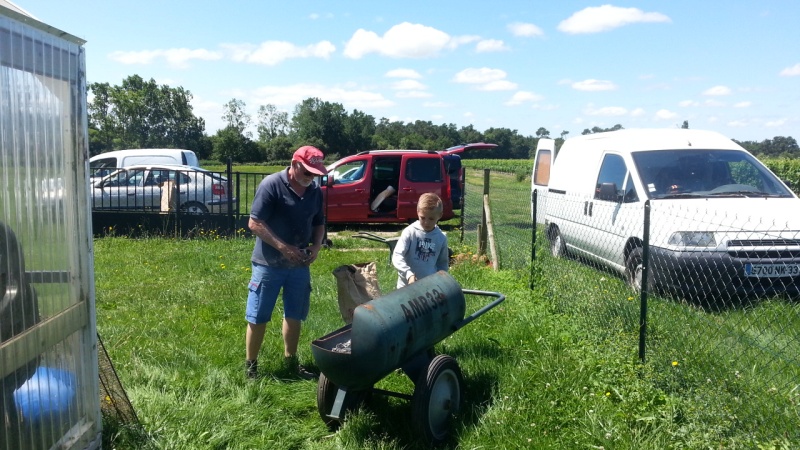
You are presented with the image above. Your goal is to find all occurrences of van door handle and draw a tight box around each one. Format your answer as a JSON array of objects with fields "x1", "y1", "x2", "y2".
[
  {"x1": 584, "y1": 201, "x2": 593, "y2": 216},
  {"x1": 354, "y1": 189, "x2": 365, "y2": 193},
  {"x1": 589, "y1": 202, "x2": 593, "y2": 216}
]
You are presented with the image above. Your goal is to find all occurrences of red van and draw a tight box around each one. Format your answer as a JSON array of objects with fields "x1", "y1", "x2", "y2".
[{"x1": 320, "y1": 144, "x2": 495, "y2": 224}]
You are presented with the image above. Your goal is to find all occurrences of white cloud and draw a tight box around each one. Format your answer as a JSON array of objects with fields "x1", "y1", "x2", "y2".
[
  {"x1": 453, "y1": 67, "x2": 517, "y2": 91},
  {"x1": 585, "y1": 104, "x2": 628, "y2": 116},
  {"x1": 396, "y1": 91, "x2": 432, "y2": 98},
  {"x1": 655, "y1": 109, "x2": 678, "y2": 120},
  {"x1": 779, "y1": 63, "x2": 800, "y2": 76},
  {"x1": 478, "y1": 80, "x2": 518, "y2": 91},
  {"x1": 385, "y1": 68, "x2": 422, "y2": 79},
  {"x1": 702, "y1": 85, "x2": 732, "y2": 96},
  {"x1": 508, "y1": 22, "x2": 544, "y2": 37},
  {"x1": 572, "y1": 79, "x2": 617, "y2": 91},
  {"x1": 223, "y1": 41, "x2": 335, "y2": 66},
  {"x1": 679, "y1": 100, "x2": 700, "y2": 107},
  {"x1": 391, "y1": 79, "x2": 426, "y2": 90},
  {"x1": 704, "y1": 99, "x2": 726, "y2": 107},
  {"x1": 423, "y1": 101, "x2": 450, "y2": 108},
  {"x1": 343, "y1": 22, "x2": 471, "y2": 59},
  {"x1": 727, "y1": 119, "x2": 749, "y2": 128},
  {"x1": 734, "y1": 101, "x2": 752, "y2": 108},
  {"x1": 558, "y1": 5, "x2": 670, "y2": 34},
  {"x1": 476, "y1": 39, "x2": 510, "y2": 53},
  {"x1": 505, "y1": 91, "x2": 544, "y2": 106},
  {"x1": 250, "y1": 84, "x2": 394, "y2": 110},
  {"x1": 630, "y1": 108, "x2": 646, "y2": 117},
  {"x1": 453, "y1": 67, "x2": 507, "y2": 84},
  {"x1": 766, "y1": 118, "x2": 787, "y2": 127},
  {"x1": 109, "y1": 48, "x2": 223, "y2": 68}
]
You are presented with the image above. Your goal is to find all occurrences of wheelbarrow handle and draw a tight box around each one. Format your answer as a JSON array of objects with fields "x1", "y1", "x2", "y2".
[
  {"x1": 353, "y1": 232, "x2": 388, "y2": 243},
  {"x1": 453, "y1": 289, "x2": 506, "y2": 331}
]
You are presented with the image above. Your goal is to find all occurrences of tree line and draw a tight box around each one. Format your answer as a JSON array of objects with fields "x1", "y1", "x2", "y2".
[{"x1": 88, "y1": 75, "x2": 799, "y2": 163}]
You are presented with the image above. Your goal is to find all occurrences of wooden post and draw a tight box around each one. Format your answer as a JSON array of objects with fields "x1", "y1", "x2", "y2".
[
  {"x1": 478, "y1": 169, "x2": 490, "y2": 256},
  {"x1": 484, "y1": 194, "x2": 500, "y2": 270}
]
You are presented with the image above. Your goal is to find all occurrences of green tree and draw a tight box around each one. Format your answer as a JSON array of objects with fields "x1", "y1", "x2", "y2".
[
  {"x1": 222, "y1": 98, "x2": 252, "y2": 138},
  {"x1": 343, "y1": 109, "x2": 377, "y2": 154},
  {"x1": 582, "y1": 124, "x2": 623, "y2": 135},
  {"x1": 211, "y1": 126, "x2": 260, "y2": 163},
  {"x1": 373, "y1": 118, "x2": 406, "y2": 149},
  {"x1": 87, "y1": 75, "x2": 206, "y2": 155},
  {"x1": 458, "y1": 125, "x2": 484, "y2": 144},
  {"x1": 291, "y1": 98, "x2": 348, "y2": 154},
  {"x1": 256, "y1": 104, "x2": 290, "y2": 143},
  {"x1": 536, "y1": 127, "x2": 550, "y2": 138}
]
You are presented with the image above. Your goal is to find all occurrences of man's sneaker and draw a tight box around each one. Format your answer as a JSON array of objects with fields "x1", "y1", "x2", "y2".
[
  {"x1": 245, "y1": 359, "x2": 258, "y2": 379},
  {"x1": 297, "y1": 364, "x2": 319, "y2": 380}
]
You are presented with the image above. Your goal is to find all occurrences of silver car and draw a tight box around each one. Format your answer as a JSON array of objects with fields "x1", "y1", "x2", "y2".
[{"x1": 91, "y1": 164, "x2": 236, "y2": 214}]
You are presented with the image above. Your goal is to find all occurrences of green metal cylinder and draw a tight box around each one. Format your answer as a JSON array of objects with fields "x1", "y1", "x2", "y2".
[{"x1": 311, "y1": 271, "x2": 465, "y2": 389}]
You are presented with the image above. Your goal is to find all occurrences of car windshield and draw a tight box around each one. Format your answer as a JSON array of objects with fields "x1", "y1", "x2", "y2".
[{"x1": 631, "y1": 149, "x2": 793, "y2": 199}]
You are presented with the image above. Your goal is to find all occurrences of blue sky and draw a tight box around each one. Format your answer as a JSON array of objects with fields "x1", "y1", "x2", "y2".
[{"x1": 17, "y1": 1, "x2": 800, "y2": 142}]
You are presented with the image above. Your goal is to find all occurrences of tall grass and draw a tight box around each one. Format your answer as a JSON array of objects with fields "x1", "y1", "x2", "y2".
[{"x1": 94, "y1": 228, "x2": 797, "y2": 449}]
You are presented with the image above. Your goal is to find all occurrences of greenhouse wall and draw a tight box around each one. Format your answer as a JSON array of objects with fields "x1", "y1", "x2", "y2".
[{"x1": 1, "y1": 4, "x2": 101, "y2": 450}]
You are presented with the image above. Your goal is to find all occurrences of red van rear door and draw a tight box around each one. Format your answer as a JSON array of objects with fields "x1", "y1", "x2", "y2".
[{"x1": 397, "y1": 155, "x2": 452, "y2": 220}]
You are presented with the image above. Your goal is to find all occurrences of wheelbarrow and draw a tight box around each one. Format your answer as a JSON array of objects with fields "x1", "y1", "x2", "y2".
[
  {"x1": 310, "y1": 271, "x2": 505, "y2": 444},
  {"x1": 352, "y1": 231, "x2": 399, "y2": 265}
]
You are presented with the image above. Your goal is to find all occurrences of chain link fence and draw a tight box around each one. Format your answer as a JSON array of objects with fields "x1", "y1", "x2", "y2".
[{"x1": 460, "y1": 169, "x2": 800, "y2": 441}]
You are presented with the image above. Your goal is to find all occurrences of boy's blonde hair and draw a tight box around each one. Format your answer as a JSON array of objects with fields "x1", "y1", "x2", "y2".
[{"x1": 417, "y1": 193, "x2": 443, "y2": 215}]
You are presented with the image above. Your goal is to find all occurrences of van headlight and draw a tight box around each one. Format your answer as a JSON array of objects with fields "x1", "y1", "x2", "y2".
[{"x1": 668, "y1": 231, "x2": 716, "y2": 247}]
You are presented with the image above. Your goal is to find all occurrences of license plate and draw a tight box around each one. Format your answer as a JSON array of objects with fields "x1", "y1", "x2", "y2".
[{"x1": 744, "y1": 263, "x2": 800, "y2": 278}]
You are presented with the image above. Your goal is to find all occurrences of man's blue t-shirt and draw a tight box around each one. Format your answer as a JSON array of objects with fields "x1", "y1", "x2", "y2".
[{"x1": 250, "y1": 168, "x2": 324, "y2": 267}]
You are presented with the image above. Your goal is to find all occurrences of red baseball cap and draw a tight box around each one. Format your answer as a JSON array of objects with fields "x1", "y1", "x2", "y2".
[{"x1": 292, "y1": 146, "x2": 326, "y2": 175}]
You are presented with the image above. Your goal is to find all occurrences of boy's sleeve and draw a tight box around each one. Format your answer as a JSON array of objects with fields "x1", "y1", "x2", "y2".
[
  {"x1": 436, "y1": 233, "x2": 450, "y2": 272},
  {"x1": 392, "y1": 228, "x2": 413, "y2": 278}
]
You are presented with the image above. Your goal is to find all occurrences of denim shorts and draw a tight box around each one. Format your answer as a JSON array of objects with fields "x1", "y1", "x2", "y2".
[{"x1": 245, "y1": 263, "x2": 311, "y2": 324}]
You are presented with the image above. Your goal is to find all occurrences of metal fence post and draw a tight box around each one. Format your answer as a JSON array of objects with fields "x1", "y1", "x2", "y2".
[
  {"x1": 530, "y1": 189, "x2": 537, "y2": 290},
  {"x1": 227, "y1": 157, "x2": 234, "y2": 234},
  {"x1": 638, "y1": 200, "x2": 651, "y2": 362}
]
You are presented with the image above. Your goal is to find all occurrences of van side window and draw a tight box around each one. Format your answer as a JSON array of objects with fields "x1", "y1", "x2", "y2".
[
  {"x1": 90, "y1": 157, "x2": 117, "y2": 178},
  {"x1": 333, "y1": 161, "x2": 366, "y2": 184},
  {"x1": 623, "y1": 173, "x2": 639, "y2": 202},
  {"x1": 533, "y1": 150, "x2": 551, "y2": 186},
  {"x1": 406, "y1": 158, "x2": 442, "y2": 182},
  {"x1": 595, "y1": 154, "x2": 631, "y2": 202}
]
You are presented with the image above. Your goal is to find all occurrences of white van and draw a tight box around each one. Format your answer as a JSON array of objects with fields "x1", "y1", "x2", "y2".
[
  {"x1": 531, "y1": 128, "x2": 800, "y2": 300},
  {"x1": 89, "y1": 149, "x2": 199, "y2": 181}
]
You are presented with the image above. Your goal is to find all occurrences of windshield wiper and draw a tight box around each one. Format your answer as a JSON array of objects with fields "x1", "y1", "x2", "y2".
[
  {"x1": 659, "y1": 192, "x2": 703, "y2": 199},
  {"x1": 708, "y1": 190, "x2": 776, "y2": 197}
]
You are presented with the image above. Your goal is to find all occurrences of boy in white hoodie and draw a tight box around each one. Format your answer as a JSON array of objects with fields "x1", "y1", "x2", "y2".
[{"x1": 391, "y1": 193, "x2": 450, "y2": 288}]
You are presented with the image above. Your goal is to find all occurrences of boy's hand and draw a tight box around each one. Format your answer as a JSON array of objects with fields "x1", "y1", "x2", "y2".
[{"x1": 408, "y1": 274, "x2": 417, "y2": 284}]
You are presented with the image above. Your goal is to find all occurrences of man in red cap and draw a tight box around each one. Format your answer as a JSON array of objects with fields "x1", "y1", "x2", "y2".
[{"x1": 244, "y1": 145, "x2": 327, "y2": 379}]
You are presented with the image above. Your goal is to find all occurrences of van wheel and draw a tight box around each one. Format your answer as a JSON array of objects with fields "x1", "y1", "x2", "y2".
[
  {"x1": 549, "y1": 228, "x2": 566, "y2": 258},
  {"x1": 181, "y1": 201, "x2": 209, "y2": 215},
  {"x1": 625, "y1": 247, "x2": 652, "y2": 293}
]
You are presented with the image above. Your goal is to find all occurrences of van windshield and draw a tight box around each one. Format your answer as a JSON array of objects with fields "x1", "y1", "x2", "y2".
[{"x1": 631, "y1": 149, "x2": 793, "y2": 199}]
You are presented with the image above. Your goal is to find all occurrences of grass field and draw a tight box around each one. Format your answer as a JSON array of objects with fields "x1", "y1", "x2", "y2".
[
  {"x1": 92, "y1": 163, "x2": 799, "y2": 449},
  {"x1": 95, "y1": 228, "x2": 798, "y2": 449}
]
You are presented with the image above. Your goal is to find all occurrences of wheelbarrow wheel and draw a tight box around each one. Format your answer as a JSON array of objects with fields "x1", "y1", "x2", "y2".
[
  {"x1": 316, "y1": 373, "x2": 369, "y2": 429},
  {"x1": 411, "y1": 355, "x2": 463, "y2": 445}
]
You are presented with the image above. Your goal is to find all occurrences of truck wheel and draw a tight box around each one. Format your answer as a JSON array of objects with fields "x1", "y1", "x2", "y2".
[
  {"x1": 549, "y1": 228, "x2": 567, "y2": 258},
  {"x1": 316, "y1": 373, "x2": 368, "y2": 429},
  {"x1": 411, "y1": 355, "x2": 463, "y2": 445},
  {"x1": 625, "y1": 247, "x2": 652, "y2": 293}
]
